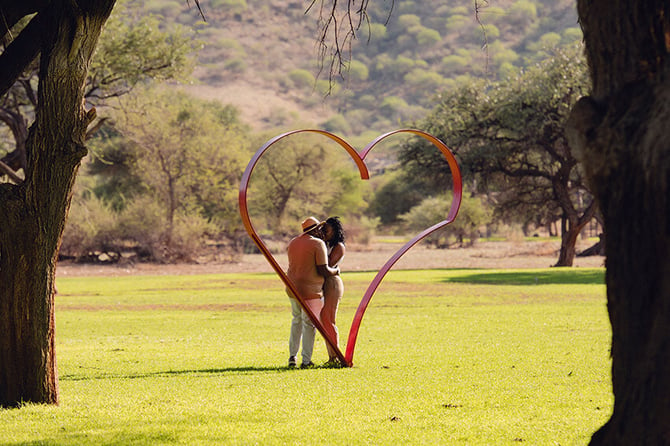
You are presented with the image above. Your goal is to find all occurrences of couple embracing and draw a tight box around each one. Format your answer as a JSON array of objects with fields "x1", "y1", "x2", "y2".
[{"x1": 286, "y1": 216, "x2": 346, "y2": 368}]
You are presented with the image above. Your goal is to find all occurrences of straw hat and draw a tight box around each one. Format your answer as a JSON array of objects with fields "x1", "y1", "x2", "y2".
[{"x1": 301, "y1": 216, "x2": 322, "y2": 233}]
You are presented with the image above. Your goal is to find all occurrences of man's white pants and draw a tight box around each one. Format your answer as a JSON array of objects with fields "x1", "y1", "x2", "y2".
[{"x1": 289, "y1": 297, "x2": 323, "y2": 364}]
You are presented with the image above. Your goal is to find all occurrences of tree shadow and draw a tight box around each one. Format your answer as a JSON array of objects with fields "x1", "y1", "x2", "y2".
[
  {"x1": 5, "y1": 432, "x2": 179, "y2": 446},
  {"x1": 444, "y1": 269, "x2": 605, "y2": 286}
]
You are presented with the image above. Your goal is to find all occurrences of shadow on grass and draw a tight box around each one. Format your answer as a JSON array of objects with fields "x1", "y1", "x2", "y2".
[
  {"x1": 6, "y1": 432, "x2": 179, "y2": 446},
  {"x1": 60, "y1": 364, "x2": 337, "y2": 382},
  {"x1": 445, "y1": 269, "x2": 605, "y2": 286}
]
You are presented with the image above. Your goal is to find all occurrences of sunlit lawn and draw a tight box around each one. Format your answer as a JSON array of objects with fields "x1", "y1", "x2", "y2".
[{"x1": 1, "y1": 268, "x2": 612, "y2": 445}]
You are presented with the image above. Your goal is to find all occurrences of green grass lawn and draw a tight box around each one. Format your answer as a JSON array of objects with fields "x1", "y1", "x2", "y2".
[{"x1": 1, "y1": 268, "x2": 612, "y2": 445}]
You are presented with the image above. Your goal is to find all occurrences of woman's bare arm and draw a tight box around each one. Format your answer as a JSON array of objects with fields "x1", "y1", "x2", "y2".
[{"x1": 329, "y1": 243, "x2": 345, "y2": 268}]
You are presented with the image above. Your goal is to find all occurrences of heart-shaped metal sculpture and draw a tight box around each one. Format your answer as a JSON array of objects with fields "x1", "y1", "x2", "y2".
[{"x1": 239, "y1": 129, "x2": 462, "y2": 367}]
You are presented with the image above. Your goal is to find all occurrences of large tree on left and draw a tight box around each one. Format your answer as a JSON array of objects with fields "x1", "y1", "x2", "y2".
[{"x1": 0, "y1": 0, "x2": 115, "y2": 407}]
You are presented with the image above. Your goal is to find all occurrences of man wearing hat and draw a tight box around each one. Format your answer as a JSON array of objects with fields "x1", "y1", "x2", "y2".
[{"x1": 286, "y1": 216, "x2": 340, "y2": 368}]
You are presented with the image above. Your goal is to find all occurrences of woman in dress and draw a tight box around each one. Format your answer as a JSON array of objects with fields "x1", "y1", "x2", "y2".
[{"x1": 320, "y1": 216, "x2": 345, "y2": 366}]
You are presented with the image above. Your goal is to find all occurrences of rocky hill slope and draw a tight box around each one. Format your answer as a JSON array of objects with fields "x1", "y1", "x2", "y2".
[{"x1": 137, "y1": 0, "x2": 579, "y2": 134}]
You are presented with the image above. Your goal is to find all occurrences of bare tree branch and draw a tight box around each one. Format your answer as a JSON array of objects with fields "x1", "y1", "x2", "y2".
[
  {"x1": 0, "y1": 0, "x2": 44, "y2": 41},
  {"x1": 187, "y1": 0, "x2": 205, "y2": 21},
  {"x1": 0, "y1": 12, "x2": 41, "y2": 97},
  {"x1": 474, "y1": 0, "x2": 491, "y2": 75},
  {"x1": 0, "y1": 159, "x2": 22, "y2": 183},
  {"x1": 85, "y1": 116, "x2": 108, "y2": 140},
  {"x1": 309, "y1": 0, "x2": 390, "y2": 92}
]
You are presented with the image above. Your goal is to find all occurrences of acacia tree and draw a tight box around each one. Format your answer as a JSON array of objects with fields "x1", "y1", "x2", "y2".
[
  {"x1": 0, "y1": 0, "x2": 117, "y2": 407},
  {"x1": 399, "y1": 46, "x2": 595, "y2": 266}
]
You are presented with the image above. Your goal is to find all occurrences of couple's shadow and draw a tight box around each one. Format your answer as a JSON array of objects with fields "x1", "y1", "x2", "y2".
[
  {"x1": 162, "y1": 363, "x2": 345, "y2": 376},
  {"x1": 61, "y1": 364, "x2": 343, "y2": 381}
]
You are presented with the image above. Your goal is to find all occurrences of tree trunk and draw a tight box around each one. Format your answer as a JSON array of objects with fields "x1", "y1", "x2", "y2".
[
  {"x1": 0, "y1": 0, "x2": 115, "y2": 408},
  {"x1": 555, "y1": 204, "x2": 596, "y2": 266},
  {"x1": 553, "y1": 176, "x2": 597, "y2": 266},
  {"x1": 577, "y1": 233, "x2": 606, "y2": 257},
  {"x1": 0, "y1": 187, "x2": 60, "y2": 406},
  {"x1": 555, "y1": 221, "x2": 579, "y2": 267},
  {"x1": 568, "y1": 0, "x2": 670, "y2": 442}
]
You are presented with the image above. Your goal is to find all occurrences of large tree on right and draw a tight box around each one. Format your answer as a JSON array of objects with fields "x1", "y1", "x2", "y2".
[{"x1": 567, "y1": 1, "x2": 670, "y2": 443}]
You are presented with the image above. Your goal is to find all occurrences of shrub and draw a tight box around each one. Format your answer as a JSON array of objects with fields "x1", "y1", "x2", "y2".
[
  {"x1": 288, "y1": 69, "x2": 315, "y2": 89},
  {"x1": 315, "y1": 79, "x2": 341, "y2": 96},
  {"x1": 404, "y1": 69, "x2": 446, "y2": 90},
  {"x1": 342, "y1": 109, "x2": 372, "y2": 134},
  {"x1": 116, "y1": 196, "x2": 165, "y2": 260},
  {"x1": 61, "y1": 196, "x2": 120, "y2": 260},
  {"x1": 167, "y1": 213, "x2": 219, "y2": 262},
  {"x1": 527, "y1": 32, "x2": 562, "y2": 52},
  {"x1": 441, "y1": 54, "x2": 470, "y2": 72},
  {"x1": 562, "y1": 27, "x2": 583, "y2": 44},
  {"x1": 347, "y1": 60, "x2": 369, "y2": 82},
  {"x1": 379, "y1": 96, "x2": 409, "y2": 119},
  {"x1": 400, "y1": 193, "x2": 492, "y2": 248},
  {"x1": 115, "y1": 197, "x2": 216, "y2": 262},
  {"x1": 478, "y1": 6, "x2": 506, "y2": 24},
  {"x1": 490, "y1": 42, "x2": 520, "y2": 66},
  {"x1": 144, "y1": 0, "x2": 181, "y2": 18},
  {"x1": 368, "y1": 23, "x2": 387, "y2": 41},
  {"x1": 482, "y1": 24, "x2": 500, "y2": 41},
  {"x1": 507, "y1": 0, "x2": 538, "y2": 29},
  {"x1": 498, "y1": 62, "x2": 519, "y2": 80},
  {"x1": 210, "y1": 0, "x2": 247, "y2": 14},
  {"x1": 397, "y1": 14, "x2": 421, "y2": 29},
  {"x1": 322, "y1": 114, "x2": 352, "y2": 135},
  {"x1": 369, "y1": 171, "x2": 426, "y2": 225},
  {"x1": 415, "y1": 27, "x2": 441, "y2": 47},
  {"x1": 445, "y1": 14, "x2": 469, "y2": 34},
  {"x1": 343, "y1": 216, "x2": 380, "y2": 246},
  {"x1": 357, "y1": 94, "x2": 377, "y2": 109},
  {"x1": 449, "y1": 6, "x2": 469, "y2": 15},
  {"x1": 391, "y1": 55, "x2": 417, "y2": 74},
  {"x1": 223, "y1": 57, "x2": 247, "y2": 74}
]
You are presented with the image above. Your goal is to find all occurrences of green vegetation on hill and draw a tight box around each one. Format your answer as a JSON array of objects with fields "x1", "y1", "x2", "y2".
[{"x1": 124, "y1": 0, "x2": 580, "y2": 134}]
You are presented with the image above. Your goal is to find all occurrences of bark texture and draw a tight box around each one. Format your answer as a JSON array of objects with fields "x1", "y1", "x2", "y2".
[
  {"x1": 568, "y1": 0, "x2": 670, "y2": 443},
  {"x1": 0, "y1": 0, "x2": 115, "y2": 407}
]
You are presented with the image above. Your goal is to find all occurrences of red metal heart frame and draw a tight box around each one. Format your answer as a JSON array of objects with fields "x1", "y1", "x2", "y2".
[{"x1": 238, "y1": 129, "x2": 462, "y2": 367}]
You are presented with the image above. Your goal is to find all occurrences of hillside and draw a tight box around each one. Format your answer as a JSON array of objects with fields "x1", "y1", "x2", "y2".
[{"x1": 131, "y1": 0, "x2": 580, "y2": 135}]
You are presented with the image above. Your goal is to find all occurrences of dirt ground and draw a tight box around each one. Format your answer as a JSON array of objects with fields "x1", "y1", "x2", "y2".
[{"x1": 56, "y1": 239, "x2": 605, "y2": 278}]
